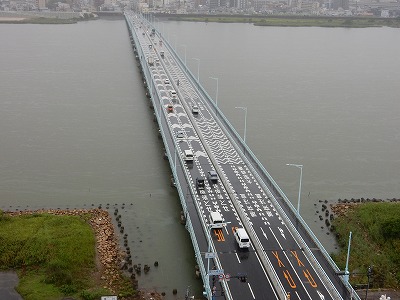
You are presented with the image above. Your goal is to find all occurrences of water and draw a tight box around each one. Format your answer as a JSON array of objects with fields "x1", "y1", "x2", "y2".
[
  {"x1": 0, "y1": 18, "x2": 399, "y2": 298},
  {"x1": 159, "y1": 20, "x2": 400, "y2": 251},
  {"x1": 0, "y1": 20, "x2": 200, "y2": 298}
]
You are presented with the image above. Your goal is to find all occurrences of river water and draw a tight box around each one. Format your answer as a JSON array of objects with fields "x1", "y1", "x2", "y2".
[{"x1": 0, "y1": 18, "x2": 399, "y2": 299}]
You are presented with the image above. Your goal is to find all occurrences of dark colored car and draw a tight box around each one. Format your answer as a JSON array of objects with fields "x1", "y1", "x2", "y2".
[
  {"x1": 207, "y1": 171, "x2": 218, "y2": 184},
  {"x1": 196, "y1": 177, "x2": 205, "y2": 190}
]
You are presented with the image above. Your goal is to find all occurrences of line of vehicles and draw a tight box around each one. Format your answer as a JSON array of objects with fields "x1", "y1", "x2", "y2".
[{"x1": 129, "y1": 13, "x2": 347, "y2": 299}]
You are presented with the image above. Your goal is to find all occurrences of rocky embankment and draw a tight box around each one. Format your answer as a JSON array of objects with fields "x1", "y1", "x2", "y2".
[
  {"x1": 6, "y1": 208, "x2": 129, "y2": 294},
  {"x1": 330, "y1": 197, "x2": 400, "y2": 217}
]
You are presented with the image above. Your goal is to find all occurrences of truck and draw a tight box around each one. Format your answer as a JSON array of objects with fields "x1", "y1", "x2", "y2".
[{"x1": 147, "y1": 56, "x2": 154, "y2": 66}]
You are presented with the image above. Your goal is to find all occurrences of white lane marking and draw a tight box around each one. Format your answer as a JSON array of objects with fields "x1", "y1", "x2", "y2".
[
  {"x1": 269, "y1": 227, "x2": 283, "y2": 250},
  {"x1": 281, "y1": 221, "x2": 335, "y2": 299},
  {"x1": 278, "y1": 227, "x2": 286, "y2": 239},
  {"x1": 260, "y1": 227, "x2": 268, "y2": 240},
  {"x1": 235, "y1": 253, "x2": 241, "y2": 264},
  {"x1": 317, "y1": 290, "x2": 325, "y2": 299},
  {"x1": 254, "y1": 252, "x2": 280, "y2": 299},
  {"x1": 282, "y1": 251, "x2": 313, "y2": 300},
  {"x1": 224, "y1": 225, "x2": 230, "y2": 235},
  {"x1": 248, "y1": 282, "x2": 256, "y2": 299}
]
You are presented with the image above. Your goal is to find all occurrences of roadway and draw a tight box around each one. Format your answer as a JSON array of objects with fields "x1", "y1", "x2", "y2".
[{"x1": 125, "y1": 11, "x2": 356, "y2": 300}]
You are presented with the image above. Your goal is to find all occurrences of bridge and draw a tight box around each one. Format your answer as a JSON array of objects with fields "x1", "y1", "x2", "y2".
[{"x1": 125, "y1": 11, "x2": 360, "y2": 300}]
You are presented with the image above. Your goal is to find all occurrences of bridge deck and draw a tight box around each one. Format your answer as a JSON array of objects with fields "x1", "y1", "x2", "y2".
[{"x1": 125, "y1": 11, "x2": 359, "y2": 300}]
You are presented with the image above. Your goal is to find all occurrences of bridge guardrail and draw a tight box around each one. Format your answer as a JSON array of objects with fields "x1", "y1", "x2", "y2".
[
  {"x1": 126, "y1": 12, "x2": 360, "y2": 300},
  {"x1": 125, "y1": 14, "x2": 214, "y2": 299},
  {"x1": 157, "y1": 16, "x2": 360, "y2": 300},
  {"x1": 126, "y1": 13, "x2": 234, "y2": 300}
]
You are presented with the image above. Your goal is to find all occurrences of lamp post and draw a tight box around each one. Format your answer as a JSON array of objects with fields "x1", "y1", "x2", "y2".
[
  {"x1": 286, "y1": 163, "x2": 303, "y2": 215},
  {"x1": 180, "y1": 44, "x2": 187, "y2": 65},
  {"x1": 209, "y1": 77, "x2": 218, "y2": 108},
  {"x1": 235, "y1": 106, "x2": 247, "y2": 143},
  {"x1": 344, "y1": 231, "x2": 352, "y2": 284},
  {"x1": 192, "y1": 58, "x2": 200, "y2": 81},
  {"x1": 365, "y1": 266, "x2": 372, "y2": 300}
]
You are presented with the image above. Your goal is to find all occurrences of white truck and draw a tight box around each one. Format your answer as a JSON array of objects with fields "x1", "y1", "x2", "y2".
[{"x1": 147, "y1": 56, "x2": 154, "y2": 66}]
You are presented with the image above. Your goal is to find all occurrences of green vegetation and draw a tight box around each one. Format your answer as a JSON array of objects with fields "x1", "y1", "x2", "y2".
[
  {"x1": 332, "y1": 202, "x2": 400, "y2": 289},
  {"x1": 167, "y1": 15, "x2": 400, "y2": 28},
  {"x1": 0, "y1": 211, "x2": 123, "y2": 300}
]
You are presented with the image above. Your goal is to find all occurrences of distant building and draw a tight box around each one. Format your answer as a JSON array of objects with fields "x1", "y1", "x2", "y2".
[
  {"x1": 381, "y1": 9, "x2": 389, "y2": 17},
  {"x1": 36, "y1": 0, "x2": 46, "y2": 9},
  {"x1": 209, "y1": 0, "x2": 219, "y2": 9},
  {"x1": 332, "y1": 0, "x2": 348, "y2": 10}
]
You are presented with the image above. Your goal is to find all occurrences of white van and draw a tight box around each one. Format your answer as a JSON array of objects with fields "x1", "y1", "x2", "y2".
[
  {"x1": 209, "y1": 211, "x2": 224, "y2": 228},
  {"x1": 234, "y1": 228, "x2": 250, "y2": 249},
  {"x1": 183, "y1": 149, "x2": 193, "y2": 162}
]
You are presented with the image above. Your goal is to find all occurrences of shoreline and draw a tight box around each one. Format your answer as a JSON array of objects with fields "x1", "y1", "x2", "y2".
[
  {"x1": 5, "y1": 209, "x2": 129, "y2": 294},
  {"x1": 2, "y1": 209, "x2": 158, "y2": 299},
  {"x1": 162, "y1": 14, "x2": 400, "y2": 28}
]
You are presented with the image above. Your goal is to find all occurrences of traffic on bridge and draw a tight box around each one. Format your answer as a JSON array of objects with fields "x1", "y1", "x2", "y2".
[{"x1": 125, "y1": 11, "x2": 359, "y2": 300}]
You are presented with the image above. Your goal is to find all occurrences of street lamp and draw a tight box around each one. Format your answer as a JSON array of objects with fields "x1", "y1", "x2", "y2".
[
  {"x1": 365, "y1": 266, "x2": 373, "y2": 300},
  {"x1": 192, "y1": 58, "x2": 200, "y2": 81},
  {"x1": 180, "y1": 44, "x2": 187, "y2": 65},
  {"x1": 235, "y1": 106, "x2": 247, "y2": 143},
  {"x1": 209, "y1": 77, "x2": 218, "y2": 108},
  {"x1": 344, "y1": 231, "x2": 352, "y2": 284},
  {"x1": 286, "y1": 163, "x2": 303, "y2": 215}
]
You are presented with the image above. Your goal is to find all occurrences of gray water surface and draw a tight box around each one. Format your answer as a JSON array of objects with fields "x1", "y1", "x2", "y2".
[{"x1": 1, "y1": 19, "x2": 399, "y2": 298}]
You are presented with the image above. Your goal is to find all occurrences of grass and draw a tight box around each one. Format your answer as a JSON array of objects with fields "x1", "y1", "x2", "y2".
[
  {"x1": 0, "y1": 211, "x2": 120, "y2": 300},
  {"x1": 167, "y1": 15, "x2": 400, "y2": 28},
  {"x1": 331, "y1": 202, "x2": 400, "y2": 289}
]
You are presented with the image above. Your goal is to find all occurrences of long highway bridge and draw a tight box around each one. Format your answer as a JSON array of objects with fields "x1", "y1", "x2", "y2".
[{"x1": 125, "y1": 11, "x2": 360, "y2": 300}]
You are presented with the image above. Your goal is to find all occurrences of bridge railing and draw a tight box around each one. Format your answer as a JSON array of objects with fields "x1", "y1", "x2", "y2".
[
  {"x1": 125, "y1": 14, "x2": 215, "y2": 299},
  {"x1": 156, "y1": 16, "x2": 360, "y2": 300},
  {"x1": 126, "y1": 13, "x2": 235, "y2": 300},
  {"x1": 127, "y1": 11, "x2": 360, "y2": 300}
]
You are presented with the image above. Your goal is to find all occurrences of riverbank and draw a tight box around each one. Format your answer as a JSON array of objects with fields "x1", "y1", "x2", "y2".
[
  {"x1": 0, "y1": 17, "x2": 79, "y2": 24},
  {"x1": 0, "y1": 208, "x2": 137, "y2": 299},
  {"x1": 327, "y1": 200, "x2": 400, "y2": 299},
  {"x1": 0, "y1": 12, "x2": 98, "y2": 24},
  {"x1": 164, "y1": 15, "x2": 400, "y2": 28}
]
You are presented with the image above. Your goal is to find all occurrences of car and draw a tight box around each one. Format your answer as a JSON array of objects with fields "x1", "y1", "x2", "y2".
[
  {"x1": 164, "y1": 78, "x2": 170, "y2": 84},
  {"x1": 183, "y1": 149, "x2": 194, "y2": 162},
  {"x1": 167, "y1": 104, "x2": 173, "y2": 113},
  {"x1": 176, "y1": 130, "x2": 185, "y2": 139},
  {"x1": 207, "y1": 170, "x2": 218, "y2": 184},
  {"x1": 192, "y1": 105, "x2": 199, "y2": 115},
  {"x1": 196, "y1": 177, "x2": 205, "y2": 190}
]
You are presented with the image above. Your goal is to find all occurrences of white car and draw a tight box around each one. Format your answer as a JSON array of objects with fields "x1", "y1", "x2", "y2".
[
  {"x1": 176, "y1": 130, "x2": 185, "y2": 140},
  {"x1": 192, "y1": 105, "x2": 199, "y2": 114},
  {"x1": 164, "y1": 78, "x2": 170, "y2": 84}
]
